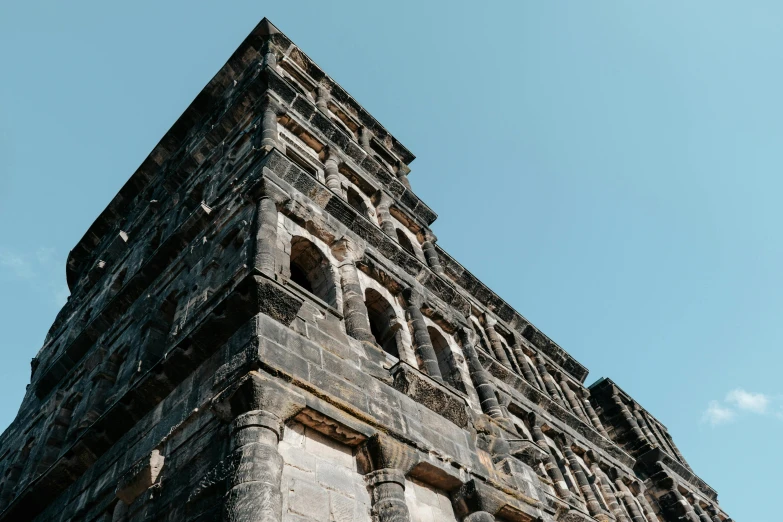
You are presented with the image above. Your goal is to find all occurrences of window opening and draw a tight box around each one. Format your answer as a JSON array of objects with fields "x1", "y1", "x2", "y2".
[
  {"x1": 346, "y1": 187, "x2": 368, "y2": 218},
  {"x1": 396, "y1": 229, "x2": 416, "y2": 257},
  {"x1": 429, "y1": 327, "x2": 458, "y2": 389},
  {"x1": 364, "y1": 288, "x2": 400, "y2": 358},
  {"x1": 289, "y1": 236, "x2": 337, "y2": 307}
]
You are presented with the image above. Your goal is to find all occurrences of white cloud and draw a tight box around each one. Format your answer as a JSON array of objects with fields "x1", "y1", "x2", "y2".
[
  {"x1": 726, "y1": 388, "x2": 769, "y2": 414},
  {"x1": 702, "y1": 401, "x2": 736, "y2": 426}
]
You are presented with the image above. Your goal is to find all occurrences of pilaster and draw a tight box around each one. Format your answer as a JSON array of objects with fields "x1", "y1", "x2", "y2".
[
  {"x1": 332, "y1": 238, "x2": 375, "y2": 345},
  {"x1": 377, "y1": 193, "x2": 398, "y2": 238},
  {"x1": 213, "y1": 372, "x2": 306, "y2": 522},
  {"x1": 361, "y1": 434, "x2": 418, "y2": 522},
  {"x1": 402, "y1": 287, "x2": 442, "y2": 382},
  {"x1": 483, "y1": 315, "x2": 512, "y2": 368},
  {"x1": 458, "y1": 327, "x2": 504, "y2": 421}
]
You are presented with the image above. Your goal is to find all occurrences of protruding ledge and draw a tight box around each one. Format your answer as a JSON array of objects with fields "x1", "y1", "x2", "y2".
[{"x1": 389, "y1": 361, "x2": 470, "y2": 428}]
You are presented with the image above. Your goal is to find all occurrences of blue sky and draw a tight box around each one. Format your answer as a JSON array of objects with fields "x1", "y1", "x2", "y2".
[{"x1": 0, "y1": 2, "x2": 778, "y2": 519}]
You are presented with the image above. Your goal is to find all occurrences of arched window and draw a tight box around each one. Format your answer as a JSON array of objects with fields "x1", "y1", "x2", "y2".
[
  {"x1": 396, "y1": 229, "x2": 416, "y2": 257},
  {"x1": 346, "y1": 187, "x2": 369, "y2": 218},
  {"x1": 289, "y1": 236, "x2": 337, "y2": 307},
  {"x1": 428, "y1": 327, "x2": 461, "y2": 390},
  {"x1": 364, "y1": 288, "x2": 400, "y2": 358}
]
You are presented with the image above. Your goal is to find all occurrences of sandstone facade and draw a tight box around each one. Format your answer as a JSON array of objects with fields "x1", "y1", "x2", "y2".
[{"x1": 0, "y1": 18, "x2": 732, "y2": 522}]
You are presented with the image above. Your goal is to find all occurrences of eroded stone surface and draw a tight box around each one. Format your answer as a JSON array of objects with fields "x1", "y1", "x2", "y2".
[{"x1": 0, "y1": 16, "x2": 730, "y2": 522}]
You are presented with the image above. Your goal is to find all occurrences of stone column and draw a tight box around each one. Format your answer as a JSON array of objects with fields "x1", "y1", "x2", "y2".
[
  {"x1": 324, "y1": 147, "x2": 342, "y2": 193},
  {"x1": 458, "y1": 327, "x2": 504, "y2": 420},
  {"x1": 395, "y1": 161, "x2": 412, "y2": 190},
  {"x1": 261, "y1": 39, "x2": 277, "y2": 69},
  {"x1": 556, "y1": 373, "x2": 591, "y2": 425},
  {"x1": 483, "y1": 315, "x2": 512, "y2": 368},
  {"x1": 587, "y1": 453, "x2": 629, "y2": 522},
  {"x1": 706, "y1": 505, "x2": 723, "y2": 522},
  {"x1": 580, "y1": 388, "x2": 610, "y2": 438},
  {"x1": 359, "y1": 127, "x2": 374, "y2": 155},
  {"x1": 402, "y1": 288, "x2": 443, "y2": 382},
  {"x1": 253, "y1": 196, "x2": 279, "y2": 276},
  {"x1": 652, "y1": 464, "x2": 700, "y2": 522},
  {"x1": 332, "y1": 238, "x2": 375, "y2": 344},
  {"x1": 213, "y1": 372, "x2": 306, "y2": 522},
  {"x1": 631, "y1": 405, "x2": 656, "y2": 444},
  {"x1": 258, "y1": 96, "x2": 284, "y2": 154},
  {"x1": 463, "y1": 512, "x2": 495, "y2": 522},
  {"x1": 527, "y1": 413, "x2": 571, "y2": 501},
  {"x1": 633, "y1": 484, "x2": 658, "y2": 522},
  {"x1": 366, "y1": 469, "x2": 410, "y2": 522},
  {"x1": 376, "y1": 193, "x2": 397, "y2": 238},
  {"x1": 597, "y1": 473, "x2": 630, "y2": 522},
  {"x1": 223, "y1": 411, "x2": 283, "y2": 521},
  {"x1": 559, "y1": 436, "x2": 602, "y2": 517},
  {"x1": 510, "y1": 340, "x2": 539, "y2": 387},
  {"x1": 421, "y1": 238, "x2": 444, "y2": 275},
  {"x1": 315, "y1": 84, "x2": 329, "y2": 114},
  {"x1": 534, "y1": 356, "x2": 565, "y2": 407},
  {"x1": 674, "y1": 497, "x2": 701, "y2": 522},
  {"x1": 362, "y1": 434, "x2": 417, "y2": 522},
  {"x1": 614, "y1": 478, "x2": 647, "y2": 522},
  {"x1": 690, "y1": 495, "x2": 713, "y2": 522},
  {"x1": 610, "y1": 387, "x2": 651, "y2": 451}
]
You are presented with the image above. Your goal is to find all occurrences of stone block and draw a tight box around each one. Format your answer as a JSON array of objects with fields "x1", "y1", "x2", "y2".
[
  {"x1": 288, "y1": 478, "x2": 330, "y2": 521},
  {"x1": 329, "y1": 491, "x2": 356, "y2": 522},
  {"x1": 305, "y1": 427, "x2": 354, "y2": 469},
  {"x1": 316, "y1": 459, "x2": 356, "y2": 494},
  {"x1": 390, "y1": 361, "x2": 469, "y2": 428}
]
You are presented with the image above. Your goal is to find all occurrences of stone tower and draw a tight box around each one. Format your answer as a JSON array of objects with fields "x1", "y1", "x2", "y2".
[{"x1": 0, "y1": 18, "x2": 731, "y2": 522}]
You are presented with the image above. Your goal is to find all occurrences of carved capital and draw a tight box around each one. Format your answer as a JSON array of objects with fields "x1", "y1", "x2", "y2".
[
  {"x1": 458, "y1": 326, "x2": 477, "y2": 347},
  {"x1": 378, "y1": 191, "x2": 394, "y2": 210},
  {"x1": 359, "y1": 127, "x2": 374, "y2": 153},
  {"x1": 390, "y1": 362, "x2": 469, "y2": 428},
  {"x1": 453, "y1": 479, "x2": 543, "y2": 521},
  {"x1": 360, "y1": 433, "x2": 418, "y2": 474},
  {"x1": 212, "y1": 371, "x2": 306, "y2": 422},
  {"x1": 483, "y1": 313, "x2": 498, "y2": 328},
  {"x1": 366, "y1": 468, "x2": 407, "y2": 488},
  {"x1": 325, "y1": 144, "x2": 343, "y2": 164},
  {"x1": 527, "y1": 411, "x2": 543, "y2": 428},
  {"x1": 331, "y1": 236, "x2": 365, "y2": 263},
  {"x1": 510, "y1": 440, "x2": 550, "y2": 467},
  {"x1": 585, "y1": 449, "x2": 603, "y2": 467},
  {"x1": 261, "y1": 93, "x2": 287, "y2": 116},
  {"x1": 401, "y1": 286, "x2": 424, "y2": 308}
]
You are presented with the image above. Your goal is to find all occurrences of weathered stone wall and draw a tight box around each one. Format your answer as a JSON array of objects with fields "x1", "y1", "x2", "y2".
[
  {"x1": 0, "y1": 17, "x2": 732, "y2": 522},
  {"x1": 279, "y1": 422, "x2": 371, "y2": 521},
  {"x1": 405, "y1": 477, "x2": 459, "y2": 521}
]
